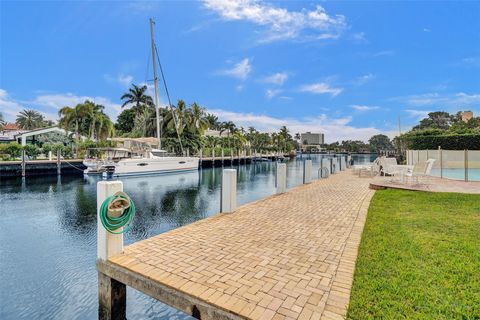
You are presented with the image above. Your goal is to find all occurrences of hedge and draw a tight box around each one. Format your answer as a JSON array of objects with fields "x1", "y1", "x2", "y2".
[{"x1": 406, "y1": 134, "x2": 480, "y2": 150}]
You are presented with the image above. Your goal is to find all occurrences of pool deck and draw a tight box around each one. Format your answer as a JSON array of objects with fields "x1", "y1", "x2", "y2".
[
  {"x1": 370, "y1": 175, "x2": 480, "y2": 194},
  {"x1": 97, "y1": 170, "x2": 375, "y2": 320}
]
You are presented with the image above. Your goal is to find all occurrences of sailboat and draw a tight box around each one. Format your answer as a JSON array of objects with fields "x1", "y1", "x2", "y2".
[{"x1": 83, "y1": 18, "x2": 199, "y2": 177}]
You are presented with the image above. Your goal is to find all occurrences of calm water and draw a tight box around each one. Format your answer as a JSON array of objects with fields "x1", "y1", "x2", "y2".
[
  {"x1": 430, "y1": 168, "x2": 480, "y2": 181},
  {"x1": 0, "y1": 154, "x2": 374, "y2": 320}
]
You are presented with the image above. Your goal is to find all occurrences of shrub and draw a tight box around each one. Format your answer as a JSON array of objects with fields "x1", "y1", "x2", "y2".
[
  {"x1": 406, "y1": 134, "x2": 480, "y2": 150},
  {"x1": 24, "y1": 144, "x2": 40, "y2": 159},
  {"x1": 2, "y1": 142, "x2": 24, "y2": 160}
]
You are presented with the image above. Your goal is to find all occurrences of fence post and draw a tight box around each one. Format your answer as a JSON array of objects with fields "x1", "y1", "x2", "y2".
[
  {"x1": 97, "y1": 181, "x2": 124, "y2": 261},
  {"x1": 303, "y1": 160, "x2": 312, "y2": 184},
  {"x1": 221, "y1": 169, "x2": 237, "y2": 213},
  {"x1": 276, "y1": 163, "x2": 287, "y2": 194},
  {"x1": 438, "y1": 147, "x2": 443, "y2": 179},
  {"x1": 465, "y1": 149, "x2": 468, "y2": 182}
]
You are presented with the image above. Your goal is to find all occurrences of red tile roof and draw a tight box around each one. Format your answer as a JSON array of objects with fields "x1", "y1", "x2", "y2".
[{"x1": 3, "y1": 123, "x2": 20, "y2": 130}]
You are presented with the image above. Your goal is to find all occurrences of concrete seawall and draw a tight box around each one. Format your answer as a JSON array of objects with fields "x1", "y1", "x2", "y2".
[{"x1": 0, "y1": 160, "x2": 86, "y2": 177}]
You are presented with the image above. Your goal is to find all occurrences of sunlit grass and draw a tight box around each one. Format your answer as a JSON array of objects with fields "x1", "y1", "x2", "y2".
[{"x1": 347, "y1": 190, "x2": 480, "y2": 319}]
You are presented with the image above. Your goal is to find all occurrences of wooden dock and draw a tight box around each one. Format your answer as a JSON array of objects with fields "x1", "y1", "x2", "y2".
[{"x1": 97, "y1": 170, "x2": 374, "y2": 320}]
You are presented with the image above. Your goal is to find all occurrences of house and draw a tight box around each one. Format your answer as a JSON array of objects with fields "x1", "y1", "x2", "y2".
[
  {"x1": 0, "y1": 123, "x2": 28, "y2": 143},
  {"x1": 13, "y1": 126, "x2": 75, "y2": 146},
  {"x1": 203, "y1": 129, "x2": 230, "y2": 137}
]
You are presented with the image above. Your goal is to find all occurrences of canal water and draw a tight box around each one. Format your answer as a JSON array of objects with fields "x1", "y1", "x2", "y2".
[{"x1": 0, "y1": 154, "x2": 374, "y2": 320}]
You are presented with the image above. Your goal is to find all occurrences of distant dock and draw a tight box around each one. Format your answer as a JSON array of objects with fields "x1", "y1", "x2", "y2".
[
  {"x1": 97, "y1": 170, "x2": 374, "y2": 319},
  {"x1": 0, "y1": 159, "x2": 86, "y2": 177}
]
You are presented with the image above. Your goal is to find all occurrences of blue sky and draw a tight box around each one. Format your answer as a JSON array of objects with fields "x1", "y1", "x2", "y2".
[{"x1": 1, "y1": 0, "x2": 479, "y2": 142}]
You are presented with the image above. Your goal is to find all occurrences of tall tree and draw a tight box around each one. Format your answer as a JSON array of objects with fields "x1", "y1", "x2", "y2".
[
  {"x1": 0, "y1": 112, "x2": 5, "y2": 130},
  {"x1": 120, "y1": 84, "x2": 154, "y2": 115},
  {"x1": 369, "y1": 134, "x2": 394, "y2": 152},
  {"x1": 413, "y1": 111, "x2": 454, "y2": 131},
  {"x1": 16, "y1": 109, "x2": 45, "y2": 130},
  {"x1": 115, "y1": 108, "x2": 136, "y2": 133},
  {"x1": 58, "y1": 103, "x2": 91, "y2": 140}
]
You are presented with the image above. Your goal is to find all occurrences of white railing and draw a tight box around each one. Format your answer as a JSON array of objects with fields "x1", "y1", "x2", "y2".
[{"x1": 406, "y1": 148, "x2": 480, "y2": 182}]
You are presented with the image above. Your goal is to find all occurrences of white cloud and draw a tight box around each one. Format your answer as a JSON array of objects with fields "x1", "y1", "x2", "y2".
[
  {"x1": 104, "y1": 74, "x2": 133, "y2": 87},
  {"x1": 32, "y1": 93, "x2": 122, "y2": 120},
  {"x1": 0, "y1": 89, "x2": 30, "y2": 122},
  {"x1": 397, "y1": 92, "x2": 480, "y2": 107},
  {"x1": 204, "y1": 0, "x2": 347, "y2": 43},
  {"x1": 0, "y1": 90, "x2": 122, "y2": 122},
  {"x1": 299, "y1": 82, "x2": 343, "y2": 97},
  {"x1": 351, "y1": 105, "x2": 380, "y2": 111},
  {"x1": 265, "y1": 89, "x2": 281, "y2": 99},
  {"x1": 373, "y1": 50, "x2": 394, "y2": 57},
  {"x1": 261, "y1": 72, "x2": 289, "y2": 85},
  {"x1": 352, "y1": 32, "x2": 367, "y2": 43},
  {"x1": 354, "y1": 73, "x2": 375, "y2": 85},
  {"x1": 405, "y1": 109, "x2": 431, "y2": 120},
  {"x1": 209, "y1": 108, "x2": 381, "y2": 142},
  {"x1": 423, "y1": 28, "x2": 431, "y2": 32},
  {"x1": 219, "y1": 58, "x2": 252, "y2": 80},
  {"x1": 462, "y1": 56, "x2": 480, "y2": 67}
]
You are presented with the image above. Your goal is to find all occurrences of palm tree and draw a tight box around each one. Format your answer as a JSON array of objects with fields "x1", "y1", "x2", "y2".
[
  {"x1": 58, "y1": 103, "x2": 91, "y2": 140},
  {"x1": 205, "y1": 114, "x2": 220, "y2": 130},
  {"x1": 0, "y1": 112, "x2": 5, "y2": 130},
  {"x1": 188, "y1": 103, "x2": 209, "y2": 134},
  {"x1": 120, "y1": 84, "x2": 154, "y2": 115},
  {"x1": 16, "y1": 109, "x2": 44, "y2": 130}
]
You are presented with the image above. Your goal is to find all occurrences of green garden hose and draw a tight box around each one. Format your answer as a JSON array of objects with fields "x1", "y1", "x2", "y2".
[{"x1": 99, "y1": 191, "x2": 135, "y2": 234}]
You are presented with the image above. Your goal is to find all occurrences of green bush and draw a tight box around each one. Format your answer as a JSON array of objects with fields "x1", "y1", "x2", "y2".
[
  {"x1": 1, "y1": 142, "x2": 24, "y2": 160},
  {"x1": 24, "y1": 144, "x2": 40, "y2": 159},
  {"x1": 406, "y1": 134, "x2": 480, "y2": 150},
  {"x1": 42, "y1": 143, "x2": 53, "y2": 155}
]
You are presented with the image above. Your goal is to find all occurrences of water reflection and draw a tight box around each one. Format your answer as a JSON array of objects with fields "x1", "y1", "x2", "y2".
[{"x1": 0, "y1": 154, "x2": 375, "y2": 319}]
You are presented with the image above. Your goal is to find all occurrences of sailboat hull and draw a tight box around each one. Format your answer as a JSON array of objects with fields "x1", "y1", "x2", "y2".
[{"x1": 108, "y1": 157, "x2": 199, "y2": 177}]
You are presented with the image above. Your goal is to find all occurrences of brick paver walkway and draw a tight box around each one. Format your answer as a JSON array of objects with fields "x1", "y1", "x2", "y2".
[{"x1": 109, "y1": 171, "x2": 375, "y2": 319}]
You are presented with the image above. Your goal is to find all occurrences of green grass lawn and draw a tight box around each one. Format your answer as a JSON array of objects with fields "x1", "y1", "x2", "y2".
[{"x1": 347, "y1": 189, "x2": 480, "y2": 319}]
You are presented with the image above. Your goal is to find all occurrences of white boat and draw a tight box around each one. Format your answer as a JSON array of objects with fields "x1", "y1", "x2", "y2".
[
  {"x1": 83, "y1": 19, "x2": 200, "y2": 178},
  {"x1": 83, "y1": 145, "x2": 199, "y2": 177}
]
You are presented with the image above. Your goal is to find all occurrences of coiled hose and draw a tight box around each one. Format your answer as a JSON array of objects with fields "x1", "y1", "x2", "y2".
[{"x1": 99, "y1": 191, "x2": 135, "y2": 234}]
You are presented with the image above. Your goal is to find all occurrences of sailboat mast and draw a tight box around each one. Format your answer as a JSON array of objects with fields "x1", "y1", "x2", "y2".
[{"x1": 149, "y1": 18, "x2": 161, "y2": 149}]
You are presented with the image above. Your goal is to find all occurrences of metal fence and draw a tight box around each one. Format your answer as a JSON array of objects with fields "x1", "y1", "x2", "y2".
[{"x1": 406, "y1": 149, "x2": 480, "y2": 182}]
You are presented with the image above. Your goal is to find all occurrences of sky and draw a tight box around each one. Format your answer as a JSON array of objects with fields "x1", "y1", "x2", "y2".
[{"x1": 1, "y1": 0, "x2": 479, "y2": 142}]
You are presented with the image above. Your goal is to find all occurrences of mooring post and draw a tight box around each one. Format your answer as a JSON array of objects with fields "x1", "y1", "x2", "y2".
[
  {"x1": 56, "y1": 150, "x2": 61, "y2": 175},
  {"x1": 21, "y1": 149, "x2": 26, "y2": 177},
  {"x1": 221, "y1": 169, "x2": 237, "y2": 213},
  {"x1": 97, "y1": 181, "x2": 126, "y2": 320},
  {"x1": 276, "y1": 163, "x2": 287, "y2": 194},
  {"x1": 97, "y1": 181, "x2": 124, "y2": 260},
  {"x1": 303, "y1": 159, "x2": 312, "y2": 184},
  {"x1": 340, "y1": 156, "x2": 346, "y2": 171}
]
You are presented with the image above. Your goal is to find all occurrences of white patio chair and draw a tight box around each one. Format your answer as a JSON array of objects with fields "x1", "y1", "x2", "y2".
[{"x1": 404, "y1": 159, "x2": 436, "y2": 185}]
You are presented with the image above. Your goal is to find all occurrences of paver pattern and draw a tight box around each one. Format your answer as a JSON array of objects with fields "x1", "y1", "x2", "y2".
[{"x1": 109, "y1": 171, "x2": 375, "y2": 319}]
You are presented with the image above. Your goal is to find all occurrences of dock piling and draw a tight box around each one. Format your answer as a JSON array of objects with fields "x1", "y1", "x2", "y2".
[
  {"x1": 221, "y1": 169, "x2": 237, "y2": 213},
  {"x1": 303, "y1": 160, "x2": 312, "y2": 184},
  {"x1": 21, "y1": 150, "x2": 26, "y2": 177},
  {"x1": 56, "y1": 150, "x2": 61, "y2": 175},
  {"x1": 97, "y1": 181, "x2": 126, "y2": 320},
  {"x1": 276, "y1": 163, "x2": 287, "y2": 194},
  {"x1": 97, "y1": 181, "x2": 124, "y2": 261}
]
